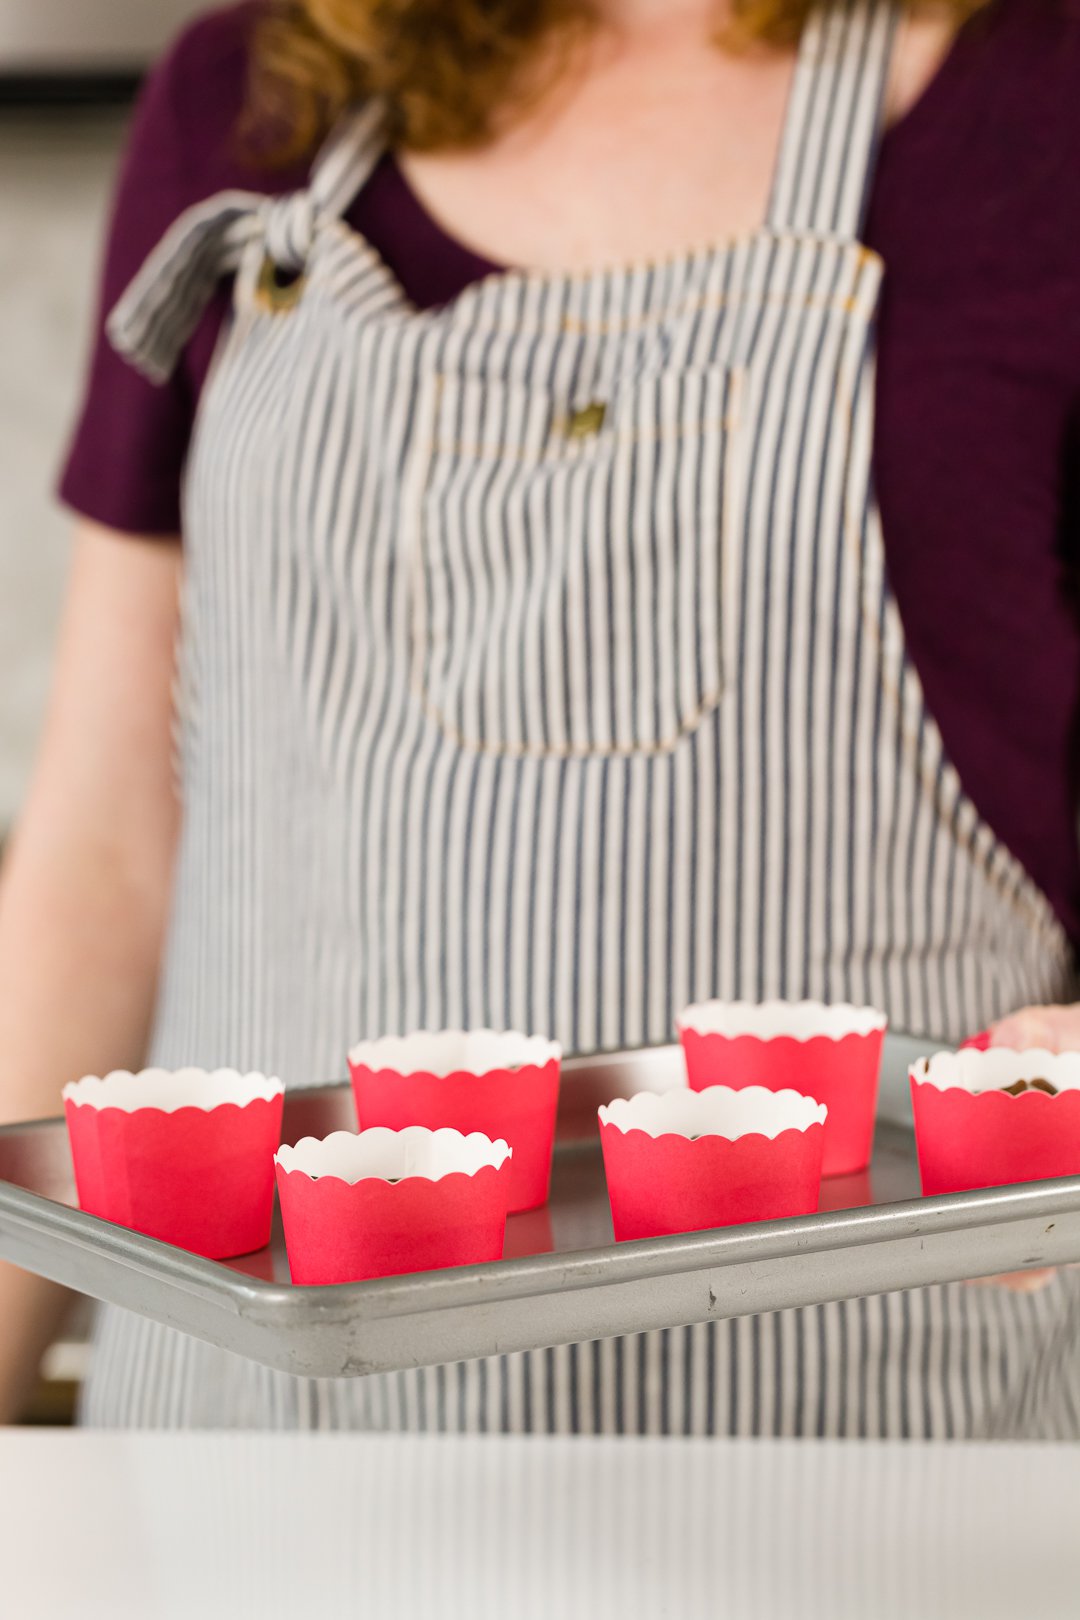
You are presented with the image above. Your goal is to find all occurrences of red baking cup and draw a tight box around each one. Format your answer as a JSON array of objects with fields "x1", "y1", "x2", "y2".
[
  {"x1": 910, "y1": 1049, "x2": 1080, "y2": 1196},
  {"x1": 62, "y1": 1069, "x2": 285, "y2": 1260},
  {"x1": 960, "y1": 1030, "x2": 993, "y2": 1051},
  {"x1": 678, "y1": 1001, "x2": 886, "y2": 1178},
  {"x1": 598, "y1": 1086, "x2": 826, "y2": 1242},
  {"x1": 275, "y1": 1127, "x2": 513, "y2": 1285},
  {"x1": 348, "y1": 1031, "x2": 561, "y2": 1213}
]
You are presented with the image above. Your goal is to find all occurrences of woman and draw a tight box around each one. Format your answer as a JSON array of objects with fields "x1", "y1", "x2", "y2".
[{"x1": 2, "y1": 0, "x2": 1080, "y2": 1435}]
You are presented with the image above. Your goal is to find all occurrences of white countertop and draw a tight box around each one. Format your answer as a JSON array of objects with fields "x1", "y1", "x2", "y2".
[{"x1": 0, "y1": 1432, "x2": 1076, "y2": 1620}]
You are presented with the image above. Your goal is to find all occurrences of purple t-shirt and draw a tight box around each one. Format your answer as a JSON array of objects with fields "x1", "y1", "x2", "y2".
[{"x1": 60, "y1": 0, "x2": 1080, "y2": 942}]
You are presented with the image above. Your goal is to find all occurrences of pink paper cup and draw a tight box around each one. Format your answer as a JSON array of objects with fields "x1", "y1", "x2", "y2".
[
  {"x1": 598, "y1": 1085, "x2": 827, "y2": 1242},
  {"x1": 910, "y1": 1048, "x2": 1080, "y2": 1196},
  {"x1": 62, "y1": 1069, "x2": 285, "y2": 1260},
  {"x1": 348, "y1": 1031, "x2": 561, "y2": 1213},
  {"x1": 678, "y1": 1000, "x2": 887, "y2": 1177},
  {"x1": 275, "y1": 1127, "x2": 513, "y2": 1284}
]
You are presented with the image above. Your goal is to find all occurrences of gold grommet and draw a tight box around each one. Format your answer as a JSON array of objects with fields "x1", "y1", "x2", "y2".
[
  {"x1": 255, "y1": 254, "x2": 306, "y2": 314},
  {"x1": 566, "y1": 400, "x2": 608, "y2": 438}
]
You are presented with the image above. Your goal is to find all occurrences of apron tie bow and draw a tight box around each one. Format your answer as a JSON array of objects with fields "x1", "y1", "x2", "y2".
[
  {"x1": 107, "y1": 188, "x2": 321, "y2": 387},
  {"x1": 260, "y1": 191, "x2": 317, "y2": 274}
]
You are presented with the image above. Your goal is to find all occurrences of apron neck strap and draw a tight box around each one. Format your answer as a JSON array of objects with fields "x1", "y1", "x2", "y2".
[
  {"x1": 767, "y1": 0, "x2": 899, "y2": 241},
  {"x1": 308, "y1": 99, "x2": 389, "y2": 220}
]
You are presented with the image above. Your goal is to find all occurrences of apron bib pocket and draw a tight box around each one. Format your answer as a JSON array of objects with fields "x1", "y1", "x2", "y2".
[{"x1": 408, "y1": 364, "x2": 744, "y2": 757}]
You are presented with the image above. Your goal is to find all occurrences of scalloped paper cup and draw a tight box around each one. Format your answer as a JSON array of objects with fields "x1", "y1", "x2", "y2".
[
  {"x1": 275, "y1": 1127, "x2": 513, "y2": 1284},
  {"x1": 348, "y1": 1030, "x2": 561, "y2": 1213},
  {"x1": 62, "y1": 1069, "x2": 285, "y2": 1259},
  {"x1": 598, "y1": 1085, "x2": 826, "y2": 1241},
  {"x1": 910, "y1": 1049, "x2": 1080, "y2": 1196},
  {"x1": 678, "y1": 1001, "x2": 886, "y2": 1177}
]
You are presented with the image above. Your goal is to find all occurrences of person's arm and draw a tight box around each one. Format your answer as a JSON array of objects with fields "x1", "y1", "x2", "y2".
[{"x1": 0, "y1": 521, "x2": 181, "y2": 1422}]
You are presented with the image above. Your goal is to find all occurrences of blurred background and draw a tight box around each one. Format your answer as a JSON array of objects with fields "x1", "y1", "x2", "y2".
[
  {"x1": 0, "y1": 0, "x2": 205, "y2": 835},
  {"x1": 0, "y1": 0, "x2": 208, "y2": 1420}
]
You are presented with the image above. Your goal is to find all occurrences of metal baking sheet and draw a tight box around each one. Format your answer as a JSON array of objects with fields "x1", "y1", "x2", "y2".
[{"x1": 2, "y1": 1036, "x2": 1080, "y2": 1379}]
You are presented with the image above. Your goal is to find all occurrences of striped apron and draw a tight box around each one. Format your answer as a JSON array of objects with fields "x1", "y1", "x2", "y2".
[{"x1": 84, "y1": 0, "x2": 1080, "y2": 1435}]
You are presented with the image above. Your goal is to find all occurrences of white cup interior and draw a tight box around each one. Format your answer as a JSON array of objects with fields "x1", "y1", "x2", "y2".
[
  {"x1": 276, "y1": 1127, "x2": 512, "y2": 1183},
  {"x1": 679, "y1": 1000, "x2": 887, "y2": 1041},
  {"x1": 62, "y1": 1069, "x2": 284, "y2": 1113},
  {"x1": 599, "y1": 1085, "x2": 826, "y2": 1142},
  {"x1": 347, "y1": 1029, "x2": 560, "y2": 1077},
  {"x1": 911, "y1": 1049, "x2": 1080, "y2": 1096}
]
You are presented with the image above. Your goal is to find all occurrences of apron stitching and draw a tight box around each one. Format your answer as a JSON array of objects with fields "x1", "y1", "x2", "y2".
[{"x1": 409, "y1": 368, "x2": 744, "y2": 757}]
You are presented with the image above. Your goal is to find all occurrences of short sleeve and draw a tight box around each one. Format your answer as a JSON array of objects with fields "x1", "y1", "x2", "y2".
[{"x1": 57, "y1": 3, "x2": 275, "y2": 537}]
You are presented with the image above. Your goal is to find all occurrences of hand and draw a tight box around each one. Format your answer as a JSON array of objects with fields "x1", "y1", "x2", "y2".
[
  {"x1": 968, "y1": 1270, "x2": 1058, "y2": 1294},
  {"x1": 965, "y1": 1004, "x2": 1080, "y2": 1292},
  {"x1": 986, "y1": 1003, "x2": 1080, "y2": 1053}
]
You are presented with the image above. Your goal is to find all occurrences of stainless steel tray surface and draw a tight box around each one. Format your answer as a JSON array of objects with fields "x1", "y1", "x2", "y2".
[{"x1": 2, "y1": 1037, "x2": 1080, "y2": 1378}]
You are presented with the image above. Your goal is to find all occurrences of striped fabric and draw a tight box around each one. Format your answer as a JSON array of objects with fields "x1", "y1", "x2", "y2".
[
  {"x1": 86, "y1": 1281, "x2": 1080, "y2": 1438},
  {"x1": 84, "y1": 1, "x2": 1080, "y2": 1434}
]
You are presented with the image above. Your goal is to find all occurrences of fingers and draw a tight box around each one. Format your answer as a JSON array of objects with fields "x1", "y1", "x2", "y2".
[
  {"x1": 969, "y1": 1270, "x2": 1058, "y2": 1294},
  {"x1": 988, "y1": 1005, "x2": 1080, "y2": 1053}
]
